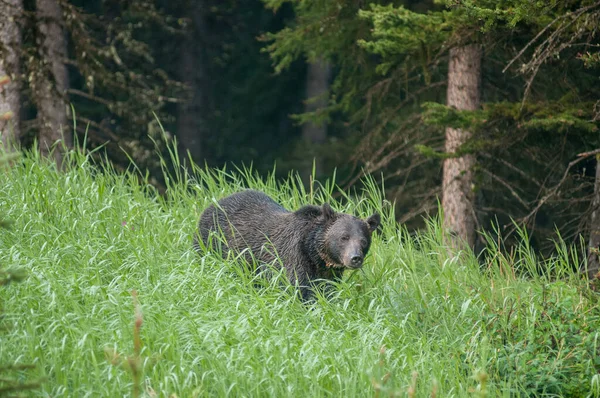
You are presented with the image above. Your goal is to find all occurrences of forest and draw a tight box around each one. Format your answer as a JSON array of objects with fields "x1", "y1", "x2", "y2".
[{"x1": 1, "y1": 0, "x2": 600, "y2": 396}]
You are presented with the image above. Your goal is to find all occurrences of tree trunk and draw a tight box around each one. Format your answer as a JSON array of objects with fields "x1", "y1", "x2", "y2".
[
  {"x1": 301, "y1": 58, "x2": 331, "y2": 183},
  {"x1": 0, "y1": 0, "x2": 23, "y2": 148},
  {"x1": 176, "y1": 3, "x2": 206, "y2": 166},
  {"x1": 442, "y1": 44, "x2": 481, "y2": 248},
  {"x1": 35, "y1": 0, "x2": 70, "y2": 164},
  {"x1": 177, "y1": 44, "x2": 204, "y2": 165},
  {"x1": 585, "y1": 156, "x2": 600, "y2": 281}
]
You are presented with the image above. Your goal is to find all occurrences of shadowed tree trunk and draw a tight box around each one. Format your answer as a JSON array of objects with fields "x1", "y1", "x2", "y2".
[
  {"x1": 586, "y1": 156, "x2": 600, "y2": 281},
  {"x1": 34, "y1": 0, "x2": 70, "y2": 164},
  {"x1": 0, "y1": 0, "x2": 23, "y2": 148},
  {"x1": 442, "y1": 44, "x2": 481, "y2": 249},
  {"x1": 301, "y1": 58, "x2": 331, "y2": 183},
  {"x1": 177, "y1": 2, "x2": 206, "y2": 166},
  {"x1": 177, "y1": 45, "x2": 204, "y2": 165}
]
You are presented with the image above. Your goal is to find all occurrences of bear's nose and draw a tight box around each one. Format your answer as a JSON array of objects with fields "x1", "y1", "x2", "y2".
[{"x1": 351, "y1": 255, "x2": 363, "y2": 267}]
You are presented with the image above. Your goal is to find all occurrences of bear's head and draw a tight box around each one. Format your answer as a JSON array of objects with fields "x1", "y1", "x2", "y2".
[{"x1": 318, "y1": 203, "x2": 380, "y2": 269}]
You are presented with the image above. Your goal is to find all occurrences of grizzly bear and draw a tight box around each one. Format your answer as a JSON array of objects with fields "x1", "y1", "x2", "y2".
[{"x1": 194, "y1": 190, "x2": 380, "y2": 300}]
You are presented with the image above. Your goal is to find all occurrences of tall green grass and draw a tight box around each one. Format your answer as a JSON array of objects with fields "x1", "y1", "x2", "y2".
[{"x1": 1, "y1": 146, "x2": 599, "y2": 397}]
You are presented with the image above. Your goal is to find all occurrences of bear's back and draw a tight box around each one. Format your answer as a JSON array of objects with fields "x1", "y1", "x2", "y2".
[
  {"x1": 217, "y1": 190, "x2": 288, "y2": 216},
  {"x1": 197, "y1": 190, "x2": 290, "y2": 252}
]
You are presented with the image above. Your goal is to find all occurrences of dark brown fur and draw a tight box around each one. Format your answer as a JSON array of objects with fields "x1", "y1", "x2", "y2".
[{"x1": 194, "y1": 190, "x2": 380, "y2": 300}]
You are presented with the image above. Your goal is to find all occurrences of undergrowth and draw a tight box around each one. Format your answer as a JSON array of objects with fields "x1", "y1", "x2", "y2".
[{"x1": 0, "y1": 146, "x2": 599, "y2": 397}]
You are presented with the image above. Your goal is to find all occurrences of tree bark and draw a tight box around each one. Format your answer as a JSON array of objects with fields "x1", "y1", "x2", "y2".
[
  {"x1": 176, "y1": 2, "x2": 206, "y2": 166},
  {"x1": 177, "y1": 44, "x2": 204, "y2": 165},
  {"x1": 0, "y1": 0, "x2": 23, "y2": 148},
  {"x1": 35, "y1": 0, "x2": 70, "y2": 164},
  {"x1": 585, "y1": 156, "x2": 600, "y2": 281},
  {"x1": 442, "y1": 44, "x2": 481, "y2": 248},
  {"x1": 301, "y1": 58, "x2": 331, "y2": 183}
]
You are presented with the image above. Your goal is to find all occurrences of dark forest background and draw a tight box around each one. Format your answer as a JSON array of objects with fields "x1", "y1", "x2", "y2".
[{"x1": 1, "y1": 0, "x2": 600, "y2": 278}]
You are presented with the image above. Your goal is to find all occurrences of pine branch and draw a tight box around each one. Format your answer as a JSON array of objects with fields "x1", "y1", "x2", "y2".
[
  {"x1": 480, "y1": 168, "x2": 529, "y2": 208},
  {"x1": 515, "y1": 148, "x2": 600, "y2": 229},
  {"x1": 503, "y1": 0, "x2": 600, "y2": 106},
  {"x1": 480, "y1": 152, "x2": 542, "y2": 188},
  {"x1": 67, "y1": 88, "x2": 112, "y2": 107}
]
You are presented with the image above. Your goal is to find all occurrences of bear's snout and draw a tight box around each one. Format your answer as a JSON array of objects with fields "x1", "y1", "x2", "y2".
[
  {"x1": 350, "y1": 255, "x2": 363, "y2": 268},
  {"x1": 342, "y1": 249, "x2": 364, "y2": 269}
]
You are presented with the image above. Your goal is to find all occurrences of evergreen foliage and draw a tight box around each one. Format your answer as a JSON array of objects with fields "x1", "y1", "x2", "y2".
[
  {"x1": 196, "y1": 1, "x2": 306, "y2": 172},
  {"x1": 59, "y1": 0, "x2": 187, "y2": 172},
  {"x1": 262, "y1": 0, "x2": 600, "y2": 249}
]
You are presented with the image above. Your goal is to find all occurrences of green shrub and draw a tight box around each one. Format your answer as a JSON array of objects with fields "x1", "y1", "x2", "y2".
[{"x1": 491, "y1": 283, "x2": 600, "y2": 396}]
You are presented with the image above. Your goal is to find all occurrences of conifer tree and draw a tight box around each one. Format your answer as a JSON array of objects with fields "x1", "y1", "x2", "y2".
[
  {"x1": 263, "y1": 0, "x2": 600, "y2": 256},
  {"x1": 442, "y1": 44, "x2": 481, "y2": 248},
  {"x1": 0, "y1": 1, "x2": 23, "y2": 147},
  {"x1": 301, "y1": 58, "x2": 331, "y2": 182},
  {"x1": 34, "y1": 0, "x2": 70, "y2": 165},
  {"x1": 456, "y1": 0, "x2": 600, "y2": 274}
]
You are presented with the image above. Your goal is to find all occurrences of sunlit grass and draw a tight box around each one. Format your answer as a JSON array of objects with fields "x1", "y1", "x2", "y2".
[{"x1": 1, "y1": 146, "x2": 599, "y2": 397}]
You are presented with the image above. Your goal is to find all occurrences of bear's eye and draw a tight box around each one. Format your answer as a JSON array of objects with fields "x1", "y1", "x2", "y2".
[
  {"x1": 361, "y1": 238, "x2": 368, "y2": 247},
  {"x1": 340, "y1": 235, "x2": 350, "y2": 242}
]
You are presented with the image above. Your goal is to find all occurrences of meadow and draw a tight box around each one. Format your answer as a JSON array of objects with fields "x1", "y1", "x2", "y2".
[{"x1": 1, "y1": 148, "x2": 599, "y2": 397}]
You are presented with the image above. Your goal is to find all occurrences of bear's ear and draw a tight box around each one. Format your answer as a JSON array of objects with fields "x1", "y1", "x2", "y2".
[
  {"x1": 322, "y1": 203, "x2": 335, "y2": 221},
  {"x1": 366, "y1": 213, "x2": 381, "y2": 233},
  {"x1": 295, "y1": 205, "x2": 323, "y2": 219}
]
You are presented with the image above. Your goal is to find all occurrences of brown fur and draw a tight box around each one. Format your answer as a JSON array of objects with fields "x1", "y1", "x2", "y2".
[{"x1": 194, "y1": 190, "x2": 380, "y2": 300}]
